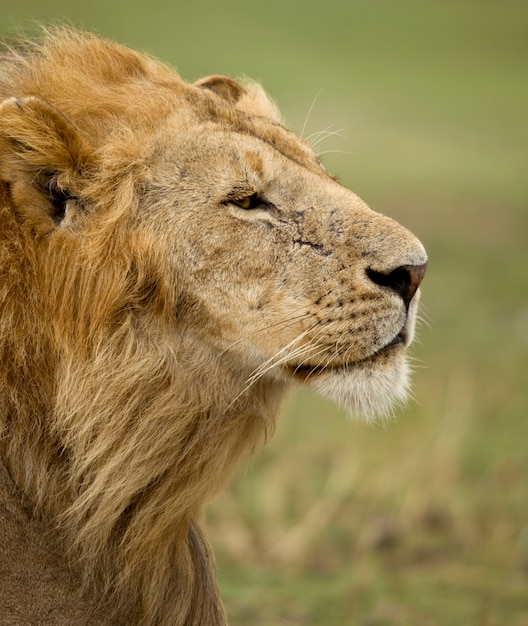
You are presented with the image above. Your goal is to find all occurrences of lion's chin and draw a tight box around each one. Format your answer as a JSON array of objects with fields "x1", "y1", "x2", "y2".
[
  {"x1": 290, "y1": 305, "x2": 420, "y2": 421},
  {"x1": 297, "y1": 350, "x2": 411, "y2": 423}
]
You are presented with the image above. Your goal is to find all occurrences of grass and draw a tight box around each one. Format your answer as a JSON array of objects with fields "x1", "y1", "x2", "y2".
[
  {"x1": 212, "y1": 360, "x2": 528, "y2": 625},
  {"x1": 1, "y1": 1, "x2": 527, "y2": 624}
]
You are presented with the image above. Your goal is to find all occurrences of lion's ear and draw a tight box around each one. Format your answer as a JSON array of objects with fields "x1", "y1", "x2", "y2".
[
  {"x1": 195, "y1": 75, "x2": 282, "y2": 123},
  {"x1": 0, "y1": 96, "x2": 93, "y2": 226},
  {"x1": 194, "y1": 75, "x2": 246, "y2": 106}
]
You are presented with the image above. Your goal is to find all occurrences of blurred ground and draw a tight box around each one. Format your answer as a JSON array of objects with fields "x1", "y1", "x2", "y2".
[{"x1": 1, "y1": 2, "x2": 527, "y2": 624}]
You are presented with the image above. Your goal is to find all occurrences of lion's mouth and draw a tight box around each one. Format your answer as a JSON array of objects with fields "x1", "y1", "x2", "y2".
[
  {"x1": 382, "y1": 330, "x2": 407, "y2": 350},
  {"x1": 286, "y1": 330, "x2": 407, "y2": 380}
]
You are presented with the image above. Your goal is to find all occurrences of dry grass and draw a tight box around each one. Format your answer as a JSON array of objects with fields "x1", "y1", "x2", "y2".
[
  {"x1": 210, "y1": 363, "x2": 475, "y2": 567},
  {"x1": 208, "y1": 350, "x2": 527, "y2": 625}
]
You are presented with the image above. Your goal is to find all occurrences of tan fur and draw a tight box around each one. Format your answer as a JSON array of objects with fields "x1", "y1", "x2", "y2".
[{"x1": 0, "y1": 29, "x2": 426, "y2": 625}]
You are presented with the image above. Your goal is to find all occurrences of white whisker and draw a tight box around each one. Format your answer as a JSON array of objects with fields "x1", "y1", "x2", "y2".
[
  {"x1": 301, "y1": 90, "x2": 322, "y2": 139},
  {"x1": 292, "y1": 344, "x2": 332, "y2": 376},
  {"x1": 308, "y1": 126, "x2": 347, "y2": 150},
  {"x1": 317, "y1": 149, "x2": 351, "y2": 158},
  {"x1": 218, "y1": 309, "x2": 314, "y2": 358},
  {"x1": 223, "y1": 325, "x2": 325, "y2": 413},
  {"x1": 245, "y1": 326, "x2": 319, "y2": 385}
]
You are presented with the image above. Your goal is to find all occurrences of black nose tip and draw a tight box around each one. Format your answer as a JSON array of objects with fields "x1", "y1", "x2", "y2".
[{"x1": 366, "y1": 262, "x2": 427, "y2": 308}]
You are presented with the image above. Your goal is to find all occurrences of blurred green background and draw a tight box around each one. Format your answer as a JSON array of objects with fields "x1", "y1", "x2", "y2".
[{"x1": 2, "y1": 1, "x2": 527, "y2": 624}]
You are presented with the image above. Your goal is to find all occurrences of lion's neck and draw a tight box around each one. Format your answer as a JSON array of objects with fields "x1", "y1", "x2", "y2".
[{"x1": 1, "y1": 320, "x2": 287, "y2": 624}]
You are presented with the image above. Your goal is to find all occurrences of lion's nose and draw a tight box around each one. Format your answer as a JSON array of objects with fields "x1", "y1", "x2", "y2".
[{"x1": 366, "y1": 262, "x2": 427, "y2": 309}]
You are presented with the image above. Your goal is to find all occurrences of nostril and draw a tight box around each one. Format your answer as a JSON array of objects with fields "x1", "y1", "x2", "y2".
[{"x1": 366, "y1": 262, "x2": 427, "y2": 308}]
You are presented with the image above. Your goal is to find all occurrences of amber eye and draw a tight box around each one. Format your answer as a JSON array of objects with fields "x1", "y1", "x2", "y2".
[{"x1": 232, "y1": 193, "x2": 262, "y2": 210}]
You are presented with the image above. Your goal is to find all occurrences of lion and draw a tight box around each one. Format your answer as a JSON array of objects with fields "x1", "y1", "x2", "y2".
[{"x1": 0, "y1": 28, "x2": 426, "y2": 625}]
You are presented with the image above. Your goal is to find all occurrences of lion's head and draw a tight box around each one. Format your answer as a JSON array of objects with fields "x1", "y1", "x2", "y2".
[
  {"x1": 0, "y1": 29, "x2": 426, "y2": 625},
  {"x1": 142, "y1": 76, "x2": 427, "y2": 420}
]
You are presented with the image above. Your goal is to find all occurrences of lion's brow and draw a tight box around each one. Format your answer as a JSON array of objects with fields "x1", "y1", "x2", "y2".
[{"x1": 230, "y1": 126, "x2": 324, "y2": 174}]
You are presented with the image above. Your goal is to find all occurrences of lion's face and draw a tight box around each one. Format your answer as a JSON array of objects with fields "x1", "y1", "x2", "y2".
[
  {"x1": 137, "y1": 86, "x2": 427, "y2": 418},
  {"x1": 0, "y1": 50, "x2": 426, "y2": 421}
]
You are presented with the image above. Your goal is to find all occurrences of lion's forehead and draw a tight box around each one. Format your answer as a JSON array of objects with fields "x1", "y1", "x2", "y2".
[{"x1": 168, "y1": 94, "x2": 324, "y2": 176}]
